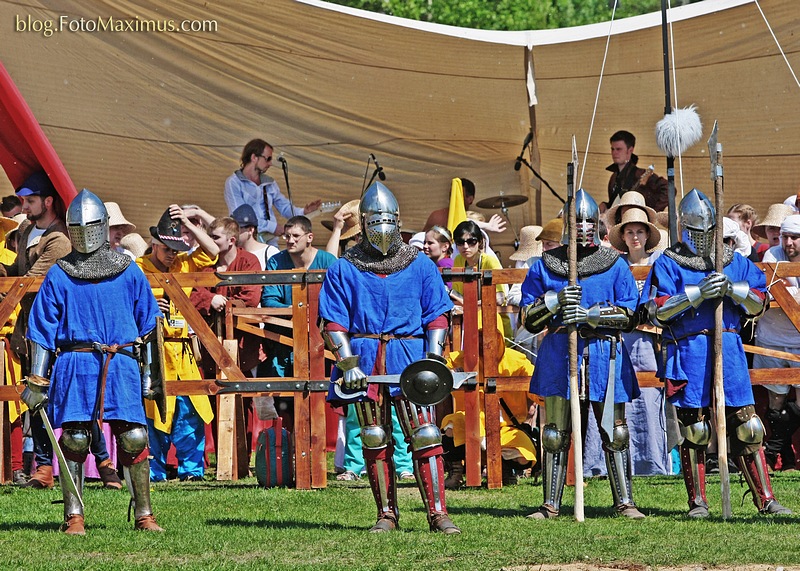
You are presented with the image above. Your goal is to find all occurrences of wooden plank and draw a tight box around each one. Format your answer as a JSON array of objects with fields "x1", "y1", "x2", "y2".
[
  {"x1": 0, "y1": 277, "x2": 36, "y2": 328},
  {"x1": 215, "y1": 340, "x2": 239, "y2": 481},
  {"x1": 461, "y1": 277, "x2": 482, "y2": 487},
  {"x1": 0, "y1": 339, "x2": 9, "y2": 484},
  {"x1": 481, "y1": 280, "x2": 502, "y2": 489},
  {"x1": 307, "y1": 281, "x2": 327, "y2": 489},
  {"x1": 762, "y1": 266, "x2": 800, "y2": 335},
  {"x1": 292, "y1": 283, "x2": 312, "y2": 490},
  {"x1": 150, "y1": 273, "x2": 246, "y2": 382}
]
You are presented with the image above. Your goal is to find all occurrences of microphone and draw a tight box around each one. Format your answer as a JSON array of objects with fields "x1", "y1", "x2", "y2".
[
  {"x1": 370, "y1": 153, "x2": 386, "y2": 181},
  {"x1": 514, "y1": 131, "x2": 533, "y2": 171},
  {"x1": 278, "y1": 155, "x2": 287, "y2": 167}
]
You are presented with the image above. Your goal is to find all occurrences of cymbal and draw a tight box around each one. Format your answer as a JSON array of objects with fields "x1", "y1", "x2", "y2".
[{"x1": 475, "y1": 194, "x2": 528, "y2": 209}]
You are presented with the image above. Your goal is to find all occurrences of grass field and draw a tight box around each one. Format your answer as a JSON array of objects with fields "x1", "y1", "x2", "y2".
[{"x1": 2, "y1": 462, "x2": 800, "y2": 571}]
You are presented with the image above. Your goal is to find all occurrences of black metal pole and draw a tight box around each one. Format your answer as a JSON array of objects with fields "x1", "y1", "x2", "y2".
[{"x1": 662, "y1": 0, "x2": 678, "y2": 245}]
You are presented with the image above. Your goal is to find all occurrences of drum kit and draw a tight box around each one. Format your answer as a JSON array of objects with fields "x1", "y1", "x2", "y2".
[{"x1": 474, "y1": 192, "x2": 528, "y2": 250}]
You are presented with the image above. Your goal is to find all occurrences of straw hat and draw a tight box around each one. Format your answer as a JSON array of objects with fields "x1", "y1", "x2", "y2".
[
  {"x1": 536, "y1": 218, "x2": 563, "y2": 244},
  {"x1": 608, "y1": 208, "x2": 660, "y2": 252},
  {"x1": 605, "y1": 192, "x2": 657, "y2": 226},
  {"x1": 320, "y1": 200, "x2": 361, "y2": 241},
  {"x1": 104, "y1": 202, "x2": 136, "y2": 233},
  {"x1": 753, "y1": 203, "x2": 795, "y2": 239},
  {"x1": 509, "y1": 225, "x2": 543, "y2": 261},
  {"x1": 120, "y1": 232, "x2": 149, "y2": 259},
  {"x1": 0, "y1": 215, "x2": 21, "y2": 235}
]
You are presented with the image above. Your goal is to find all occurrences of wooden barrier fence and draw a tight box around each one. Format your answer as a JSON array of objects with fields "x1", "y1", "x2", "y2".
[{"x1": 1, "y1": 262, "x2": 800, "y2": 488}]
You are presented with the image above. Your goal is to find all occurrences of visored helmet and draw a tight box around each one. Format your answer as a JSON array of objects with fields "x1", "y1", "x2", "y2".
[
  {"x1": 360, "y1": 181, "x2": 400, "y2": 256},
  {"x1": 66, "y1": 189, "x2": 108, "y2": 254},
  {"x1": 561, "y1": 188, "x2": 600, "y2": 247},
  {"x1": 679, "y1": 188, "x2": 715, "y2": 256}
]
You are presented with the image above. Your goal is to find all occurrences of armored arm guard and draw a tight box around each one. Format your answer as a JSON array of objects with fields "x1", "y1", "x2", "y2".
[
  {"x1": 728, "y1": 280, "x2": 767, "y2": 317},
  {"x1": 21, "y1": 342, "x2": 54, "y2": 411},
  {"x1": 426, "y1": 327, "x2": 448, "y2": 363},
  {"x1": 321, "y1": 324, "x2": 368, "y2": 390},
  {"x1": 140, "y1": 328, "x2": 164, "y2": 401},
  {"x1": 585, "y1": 303, "x2": 636, "y2": 330},
  {"x1": 650, "y1": 284, "x2": 702, "y2": 324}
]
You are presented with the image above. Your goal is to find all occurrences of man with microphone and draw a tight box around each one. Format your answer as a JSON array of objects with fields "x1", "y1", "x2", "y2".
[{"x1": 224, "y1": 139, "x2": 321, "y2": 247}]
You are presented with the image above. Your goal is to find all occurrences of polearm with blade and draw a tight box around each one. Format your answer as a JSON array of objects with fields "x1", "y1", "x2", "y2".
[
  {"x1": 708, "y1": 121, "x2": 732, "y2": 519},
  {"x1": 567, "y1": 136, "x2": 585, "y2": 522}
]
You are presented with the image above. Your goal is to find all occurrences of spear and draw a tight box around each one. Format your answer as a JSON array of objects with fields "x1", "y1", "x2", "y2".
[
  {"x1": 568, "y1": 136, "x2": 584, "y2": 522},
  {"x1": 708, "y1": 121, "x2": 732, "y2": 519}
]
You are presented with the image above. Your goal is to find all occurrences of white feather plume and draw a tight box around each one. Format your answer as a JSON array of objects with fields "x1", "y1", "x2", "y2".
[{"x1": 655, "y1": 105, "x2": 703, "y2": 157}]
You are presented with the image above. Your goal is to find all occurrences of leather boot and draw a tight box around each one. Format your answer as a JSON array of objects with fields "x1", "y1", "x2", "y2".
[
  {"x1": 97, "y1": 459, "x2": 123, "y2": 490},
  {"x1": 765, "y1": 407, "x2": 791, "y2": 470},
  {"x1": 60, "y1": 459, "x2": 85, "y2": 536},
  {"x1": 444, "y1": 461, "x2": 464, "y2": 490},
  {"x1": 126, "y1": 460, "x2": 165, "y2": 531},
  {"x1": 680, "y1": 444, "x2": 709, "y2": 518},
  {"x1": 736, "y1": 448, "x2": 793, "y2": 515},
  {"x1": 502, "y1": 459, "x2": 518, "y2": 486},
  {"x1": 21, "y1": 464, "x2": 54, "y2": 489}
]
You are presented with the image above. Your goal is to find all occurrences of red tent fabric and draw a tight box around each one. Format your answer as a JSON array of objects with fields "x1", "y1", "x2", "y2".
[{"x1": 0, "y1": 60, "x2": 75, "y2": 206}]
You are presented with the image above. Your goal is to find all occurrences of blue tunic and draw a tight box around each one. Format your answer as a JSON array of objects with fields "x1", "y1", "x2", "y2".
[
  {"x1": 27, "y1": 262, "x2": 160, "y2": 428},
  {"x1": 641, "y1": 251, "x2": 765, "y2": 408},
  {"x1": 520, "y1": 250, "x2": 640, "y2": 403},
  {"x1": 320, "y1": 252, "x2": 453, "y2": 404}
]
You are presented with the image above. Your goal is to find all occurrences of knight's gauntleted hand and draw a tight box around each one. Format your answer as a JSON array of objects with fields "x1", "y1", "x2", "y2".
[
  {"x1": 699, "y1": 272, "x2": 730, "y2": 300},
  {"x1": 561, "y1": 304, "x2": 588, "y2": 325},
  {"x1": 558, "y1": 284, "x2": 582, "y2": 307},
  {"x1": 21, "y1": 374, "x2": 50, "y2": 412},
  {"x1": 337, "y1": 356, "x2": 368, "y2": 390}
]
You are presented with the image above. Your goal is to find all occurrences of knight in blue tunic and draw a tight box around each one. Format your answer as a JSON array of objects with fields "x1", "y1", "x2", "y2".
[
  {"x1": 319, "y1": 182, "x2": 459, "y2": 534},
  {"x1": 21, "y1": 190, "x2": 164, "y2": 535},
  {"x1": 520, "y1": 189, "x2": 644, "y2": 520},
  {"x1": 643, "y1": 188, "x2": 791, "y2": 518}
]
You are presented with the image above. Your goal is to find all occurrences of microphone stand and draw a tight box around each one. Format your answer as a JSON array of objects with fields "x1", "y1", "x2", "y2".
[{"x1": 515, "y1": 156, "x2": 565, "y2": 205}]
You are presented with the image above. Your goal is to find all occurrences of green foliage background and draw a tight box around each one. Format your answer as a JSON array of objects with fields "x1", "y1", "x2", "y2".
[{"x1": 327, "y1": 0, "x2": 704, "y2": 30}]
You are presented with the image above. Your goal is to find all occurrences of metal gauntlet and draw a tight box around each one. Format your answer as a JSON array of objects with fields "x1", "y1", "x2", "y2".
[
  {"x1": 426, "y1": 328, "x2": 448, "y2": 363},
  {"x1": 585, "y1": 303, "x2": 636, "y2": 330},
  {"x1": 523, "y1": 290, "x2": 561, "y2": 334},
  {"x1": 728, "y1": 280, "x2": 767, "y2": 316},
  {"x1": 322, "y1": 327, "x2": 368, "y2": 390}
]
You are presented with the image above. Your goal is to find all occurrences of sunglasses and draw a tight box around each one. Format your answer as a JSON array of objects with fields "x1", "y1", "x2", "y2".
[{"x1": 455, "y1": 237, "x2": 479, "y2": 246}]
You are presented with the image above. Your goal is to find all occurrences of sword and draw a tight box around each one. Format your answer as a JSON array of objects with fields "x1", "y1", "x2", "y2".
[
  {"x1": 214, "y1": 371, "x2": 477, "y2": 401},
  {"x1": 39, "y1": 409, "x2": 83, "y2": 508}
]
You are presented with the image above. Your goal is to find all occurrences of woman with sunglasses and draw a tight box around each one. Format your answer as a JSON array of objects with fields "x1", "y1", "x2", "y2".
[{"x1": 224, "y1": 138, "x2": 322, "y2": 246}]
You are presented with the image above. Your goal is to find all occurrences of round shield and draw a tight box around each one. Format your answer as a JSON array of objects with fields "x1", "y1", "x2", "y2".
[{"x1": 399, "y1": 358, "x2": 453, "y2": 406}]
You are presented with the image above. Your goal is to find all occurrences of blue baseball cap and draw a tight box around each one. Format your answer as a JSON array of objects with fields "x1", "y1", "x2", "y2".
[
  {"x1": 16, "y1": 171, "x2": 57, "y2": 198},
  {"x1": 230, "y1": 204, "x2": 258, "y2": 228}
]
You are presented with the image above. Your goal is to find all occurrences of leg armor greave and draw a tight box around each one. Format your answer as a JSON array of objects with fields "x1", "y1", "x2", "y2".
[
  {"x1": 540, "y1": 396, "x2": 571, "y2": 514},
  {"x1": 593, "y1": 403, "x2": 637, "y2": 511},
  {"x1": 354, "y1": 398, "x2": 398, "y2": 523},
  {"x1": 395, "y1": 398, "x2": 449, "y2": 519},
  {"x1": 677, "y1": 408, "x2": 711, "y2": 512},
  {"x1": 61, "y1": 459, "x2": 84, "y2": 520}
]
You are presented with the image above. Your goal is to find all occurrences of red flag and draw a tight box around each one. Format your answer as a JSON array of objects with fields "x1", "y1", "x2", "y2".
[{"x1": 0, "y1": 60, "x2": 76, "y2": 206}]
